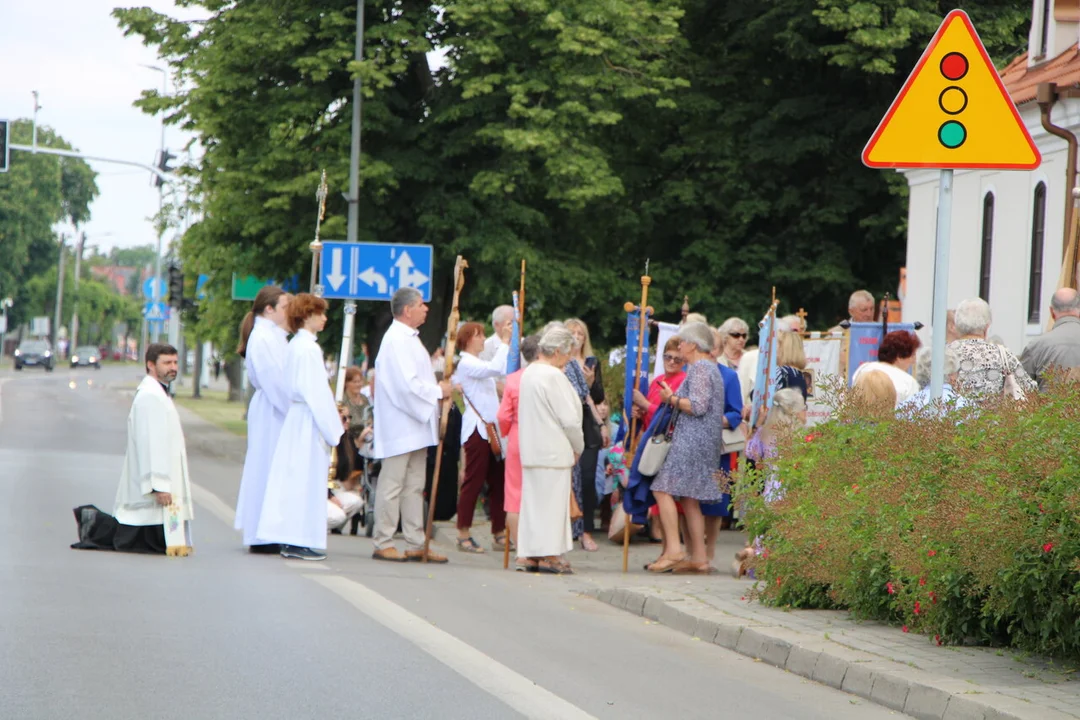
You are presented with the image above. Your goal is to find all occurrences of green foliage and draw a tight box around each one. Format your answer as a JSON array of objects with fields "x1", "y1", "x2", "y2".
[
  {"x1": 0, "y1": 120, "x2": 98, "y2": 327},
  {"x1": 735, "y1": 380, "x2": 1080, "y2": 658},
  {"x1": 112, "y1": 0, "x2": 1030, "y2": 353}
]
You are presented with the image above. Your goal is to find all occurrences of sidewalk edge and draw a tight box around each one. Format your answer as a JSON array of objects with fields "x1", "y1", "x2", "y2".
[{"x1": 587, "y1": 587, "x2": 1076, "y2": 720}]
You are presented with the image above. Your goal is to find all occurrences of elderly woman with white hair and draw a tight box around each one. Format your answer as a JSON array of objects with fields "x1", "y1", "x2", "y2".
[
  {"x1": 647, "y1": 321, "x2": 727, "y2": 575},
  {"x1": 948, "y1": 298, "x2": 1035, "y2": 400},
  {"x1": 901, "y1": 346, "x2": 971, "y2": 415},
  {"x1": 517, "y1": 326, "x2": 585, "y2": 575},
  {"x1": 717, "y1": 317, "x2": 750, "y2": 373}
]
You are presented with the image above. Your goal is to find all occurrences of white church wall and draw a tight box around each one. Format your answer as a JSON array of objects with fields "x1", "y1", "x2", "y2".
[{"x1": 901, "y1": 101, "x2": 1077, "y2": 353}]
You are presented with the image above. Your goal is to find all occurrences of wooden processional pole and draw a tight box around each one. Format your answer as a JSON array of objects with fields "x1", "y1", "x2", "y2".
[
  {"x1": 423, "y1": 256, "x2": 468, "y2": 561},
  {"x1": 621, "y1": 263, "x2": 652, "y2": 573}
]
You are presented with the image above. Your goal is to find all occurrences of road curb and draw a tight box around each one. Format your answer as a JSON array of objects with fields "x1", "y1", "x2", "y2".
[{"x1": 586, "y1": 587, "x2": 1076, "y2": 720}]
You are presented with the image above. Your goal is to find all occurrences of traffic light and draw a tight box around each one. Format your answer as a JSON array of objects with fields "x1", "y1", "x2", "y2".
[
  {"x1": 154, "y1": 149, "x2": 175, "y2": 188},
  {"x1": 167, "y1": 264, "x2": 184, "y2": 308},
  {"x1": 0, "y1": 119, "x2": 9, "y2": 173},
  {"x1": 937, "y1": 52, "x2": 969, "y2": 150}
]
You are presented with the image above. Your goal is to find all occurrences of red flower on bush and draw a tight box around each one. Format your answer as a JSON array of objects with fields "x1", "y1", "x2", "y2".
[
  {"x1": 851, "y1": 483, "x2": 860, "y2": 493},
  {"x1": 927, "y1": 550, "x2": 937, "y2": 557},
  {"x1": 918, "y1": 577, "x2": 926, "y2": 586},
  {"x1": 886, "y1": 582, "x2": 895, "y2": 595},
  {"x1": 935, "y1": 635, "x2": 942, "y2": 646},
  {"x1": 929, "y1": 591, "x2": 937, "y2": 604},
  {"x1": 902, "y1": 625, "x2": 909, "y2": 633},
  {"x1": 914, "y1": 601, "x2": 921, "y2": 615},
  {"x1": 1043, "y1": 543, "x2": 1054, "y2": 553},
  {"x1": 776, "y1": 577, "x2": 783, "y2": 587}
]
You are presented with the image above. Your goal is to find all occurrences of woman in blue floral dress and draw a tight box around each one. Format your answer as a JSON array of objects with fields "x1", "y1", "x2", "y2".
[{"x1": 648, "y1": 322, "x2": 726, "y2": 575}]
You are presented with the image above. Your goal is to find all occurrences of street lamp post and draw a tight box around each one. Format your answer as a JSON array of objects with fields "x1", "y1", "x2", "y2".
[
  {"x1": 53, "y1": 234, "x2": 66, "y2": 355},
  {"x1": 70, "y1": 232, "x2": 109, "y2": 347},
  {"x1": 0, "y1": 297, "x2": 12, "y2": 358},
  {"x1": 142, "y1": 64, "x2": 168, "y2": 345}
]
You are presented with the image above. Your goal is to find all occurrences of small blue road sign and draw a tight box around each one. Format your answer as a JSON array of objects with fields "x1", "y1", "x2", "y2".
[
  {"x1": 196, "y1": 274, "x2": 209, "y2": 301},
  {"x1": 142, "y1": 277, "x2": 166, "y2": 300},
  {"x1": 320, "y1": 242, "x2": 434, "y2": 301},
  {"x1": 143, "y1": 301, "x2": 168, "y2": 321}
]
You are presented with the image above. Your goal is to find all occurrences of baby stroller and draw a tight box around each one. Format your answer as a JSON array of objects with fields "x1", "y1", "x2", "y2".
[{"x1": 352, "y1": 431, "x2": 379, "y2": 537}]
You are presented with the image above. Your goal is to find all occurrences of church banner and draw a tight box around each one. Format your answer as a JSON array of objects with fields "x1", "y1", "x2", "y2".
[
  {"x1": 623, "y1": 309, "x2": 652, "y2": 424},
  {"x1": 847, "y1": 321, "x2": 917, "y2": 384},
  {"x1": 748, "y1": 310, "x2": 779, "y2": 429},
  {"x1": 651, "y1": 322, "x2": 679, "y2": 380},
  {"x1": 803, "y1": 336, "x2": 843, "y2": 426}
]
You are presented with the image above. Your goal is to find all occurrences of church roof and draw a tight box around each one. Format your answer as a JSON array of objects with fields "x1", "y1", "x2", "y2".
[{"x1": 1000, "y1": 44, "x2": 1080, "y2": 105}]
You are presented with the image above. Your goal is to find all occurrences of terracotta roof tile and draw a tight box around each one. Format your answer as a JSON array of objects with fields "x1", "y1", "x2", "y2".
[{"x1": 1001, "y1": 44, "x2": 1080, "y2": 105}]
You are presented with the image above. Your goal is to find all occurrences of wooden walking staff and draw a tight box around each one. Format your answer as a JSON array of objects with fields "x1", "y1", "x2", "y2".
[
  {"x1": 621, "y1": 263, "x2": 653, "y2": 573},
  {"x1": 504, "y1": 261, "x2": 526, "y2": 570},
  {"x1": 308, "y1": 170, "x2": 330, "y2": 294},
  {"x1": 423, "y1": 256, "x2": 469, "y2": 562}
]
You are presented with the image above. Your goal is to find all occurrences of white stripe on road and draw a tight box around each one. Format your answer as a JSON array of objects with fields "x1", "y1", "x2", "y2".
[
  {"x1": 310, "y1": 574, "x2": 598, "y2": 720},
  {"x1": 0, "y1": 378, "x2": 9, "y2": 423},
  {"x1": 191, "y1": 481, "x2": 236, "y2": 526}
]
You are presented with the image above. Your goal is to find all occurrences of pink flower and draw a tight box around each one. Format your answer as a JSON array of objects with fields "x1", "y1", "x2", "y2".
[
  {"x1": 914, "y1": 601, "x2": 921, "y2": 615},
  {"x1": 919, "y1": 577, "x2": 927, "y2": 586},
  {"x1": 886, "y1": 582, "x2": 895, "y2": 595},
  {"x1": 740, "y1": 596, "x2": 746, "y2": 601},
  {"x1": 1043, "y1": 543, "x2": 1054, "y2": 553},
  {"x1": 902, "y1": 625, "x2": 909, "y2": 633},
  {"x1": 805, "y1": 434, "x2": 814, "y2": 442},
  {"x1": 935, "y1": 635, "x2": 942, "y2": 646},
  {"x1": 927, "y1": 550, "x2": 937, "y2": 557}
]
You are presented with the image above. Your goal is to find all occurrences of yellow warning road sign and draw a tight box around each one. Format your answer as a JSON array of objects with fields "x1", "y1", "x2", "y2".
[{"x1": 862, "y1": 10, "x2": 1040, "y2": 170}]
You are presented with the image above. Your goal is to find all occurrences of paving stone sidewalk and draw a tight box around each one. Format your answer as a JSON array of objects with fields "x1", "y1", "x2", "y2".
[{"x1": 579, "y1": 575, "x2": 1080, "y2": 720}]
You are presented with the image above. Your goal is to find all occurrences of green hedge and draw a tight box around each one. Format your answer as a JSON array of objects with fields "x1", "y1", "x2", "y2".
[{"x1": 734, "y1": 378, "x2": 1080, "y2": 657}]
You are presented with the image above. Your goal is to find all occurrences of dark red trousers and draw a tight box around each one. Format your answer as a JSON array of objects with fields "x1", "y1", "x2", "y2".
[{"x1": 458, "y1": 430, "x2": 506, "y2": 534}]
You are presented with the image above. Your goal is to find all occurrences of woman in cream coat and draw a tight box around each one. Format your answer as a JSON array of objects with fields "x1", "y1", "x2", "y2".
[{"x1": 517, "y1": 326, "x2": 585, "y2": 575}]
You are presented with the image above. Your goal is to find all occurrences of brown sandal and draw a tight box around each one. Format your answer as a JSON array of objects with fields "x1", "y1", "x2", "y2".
[{"x1": 672, "y1": 560, "x2": 711, "y2": 575}]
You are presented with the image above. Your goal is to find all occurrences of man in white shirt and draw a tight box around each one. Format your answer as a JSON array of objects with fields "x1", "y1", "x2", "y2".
[
  {"x1": 480, "y1": 305, "x2": 515, "y2": 361},
  {"x1": 372, "y1": 288, "x2": 453, "y2": 562}
]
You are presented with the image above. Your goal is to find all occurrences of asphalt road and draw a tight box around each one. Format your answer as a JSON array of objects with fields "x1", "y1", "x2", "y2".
[{"x1": 0, "y1": 365, "x2": 909, "y2": 719}]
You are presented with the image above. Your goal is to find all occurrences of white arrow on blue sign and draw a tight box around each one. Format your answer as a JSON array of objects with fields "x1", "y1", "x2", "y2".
[
  {"x1": 142, "y1": 277, "x2": 166, "y2": 300},
  {"x1": 143, "y1": 301, "x2": 168, "y2": 321},
  {"x1": 320, "y1": 241, "x2": 433, "y2": 301}
]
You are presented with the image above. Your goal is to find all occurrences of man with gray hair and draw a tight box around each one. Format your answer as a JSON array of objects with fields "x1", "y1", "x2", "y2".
[
  {"x1": 1020, "y1": 288, "x2": 1080, "y2": 390},
  {"x1": 828, "y1": 289, "x2": 875, "y2": 333},
  {"x1": 901, "y1": 346, "x2": 969, "y2": 415},
  {"x1": 372, "y1": 287, "x2": 453, "y2": 563},
  {"x1": 481, "y1": 305, "x2": 516, "y2": 362}
]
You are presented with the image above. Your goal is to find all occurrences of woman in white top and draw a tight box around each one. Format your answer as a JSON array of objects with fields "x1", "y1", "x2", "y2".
[
  {"x1": 851, "y1": 330, "x2": 921, "y2": 406},
  {"x1": 234, "y1": 286, "x2": 291, "y2": 553},
  {"x1": 517, "y1": 326, "x2": 585, "y2": 574},
  {"x1": 451, "y1": 321, "x2": 510, "y2": 552}
]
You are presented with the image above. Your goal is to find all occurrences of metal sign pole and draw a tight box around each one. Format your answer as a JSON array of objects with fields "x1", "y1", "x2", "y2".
[
  {"x1": 334, "y1": 0, "x2": 366, "y2": 404},
  {"x1": 929, "y1": 169, "x2": 953, "y2": 401}
]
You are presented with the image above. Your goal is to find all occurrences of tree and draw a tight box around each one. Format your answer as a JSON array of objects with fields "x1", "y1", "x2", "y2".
[{"x1": 0, "y1": 120, "x2": 98, "y2": 329}]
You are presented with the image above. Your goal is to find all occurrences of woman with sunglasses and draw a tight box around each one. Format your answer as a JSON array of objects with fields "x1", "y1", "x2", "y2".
[
  {"x1": 717, "y1": 317, "x2": 750, "y2": 372},
  {"x1": 631, "y1": 337, "x2": 687, "y2": 429}
]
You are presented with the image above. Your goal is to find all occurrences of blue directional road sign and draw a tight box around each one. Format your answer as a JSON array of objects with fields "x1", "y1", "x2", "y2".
[
  {"x1": 142, "y1": 276, "x2": 166, "y2": 300},
  {"x1": 143, "y1": 301, "x2": 168, "y2": 321},
  {"x1": 320, "y1": 241, "x2": 434, "y2": 302},
  {"x1": 196, "y1": 274, "x2": 209, "y2": 300}
]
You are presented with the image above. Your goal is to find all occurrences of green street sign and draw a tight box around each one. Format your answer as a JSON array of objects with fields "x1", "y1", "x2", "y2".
[
  {"x1": 231, "y1": 274, "x2": 301, "y2": 301},
  {"x1": 232, "y1": 275, "x2": 268, "y2": 301}
]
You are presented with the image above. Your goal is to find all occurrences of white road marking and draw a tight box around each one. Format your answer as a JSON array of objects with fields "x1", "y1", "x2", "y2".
[
  {"x1": 310, "y1": 574, "x2": 598, "y2": 720},
  {"x1": 191, "y1": 481, "x2": 236, "y2": 526},
  {"x1": 0, "y1": 378, "x2": 7, "y2": 423}
]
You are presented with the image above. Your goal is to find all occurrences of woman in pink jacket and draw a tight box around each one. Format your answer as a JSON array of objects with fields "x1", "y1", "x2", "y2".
[{"x1": 497, "y1": 335, "x2": 540, "y2": 570}]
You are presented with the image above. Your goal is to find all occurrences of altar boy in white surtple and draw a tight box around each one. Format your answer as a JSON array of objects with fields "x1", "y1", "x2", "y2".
[
  {"x1": 71, "y1": 343, "x2": 194, "y2": 555},
  {"x1": 256, "y1": 293, "x2": 343, "y2": 561}
]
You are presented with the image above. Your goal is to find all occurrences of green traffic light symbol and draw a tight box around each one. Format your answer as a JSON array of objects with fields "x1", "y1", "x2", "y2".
[{"x1": 938, "y1": 52, "x2": 969, "y2": 149}]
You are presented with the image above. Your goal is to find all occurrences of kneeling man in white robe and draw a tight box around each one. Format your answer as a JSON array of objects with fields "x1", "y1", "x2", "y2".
[{"x1": 71, "y1": 343, "x2": 194, "y2": 555}]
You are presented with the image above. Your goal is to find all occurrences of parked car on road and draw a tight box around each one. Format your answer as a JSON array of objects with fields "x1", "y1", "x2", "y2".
[
  {"x1": 14, "y1": 339, "x2": 54, "y2": 371},
  {"x1": 70, "y1": 346, "x2": 102, "y2": 369}
]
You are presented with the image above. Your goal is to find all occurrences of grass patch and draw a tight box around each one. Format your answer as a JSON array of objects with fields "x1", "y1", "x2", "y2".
[{"x1": 174, "y1": 389, "x2": 247, "y2": 437}]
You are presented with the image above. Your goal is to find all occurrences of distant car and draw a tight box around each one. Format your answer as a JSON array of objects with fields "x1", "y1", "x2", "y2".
[
  {"x1": 14, "y1": 339, "x2": 54, "y2": 371},
  {"x1": 71, "y1": 345, "x2": 102, "y2": 369}
]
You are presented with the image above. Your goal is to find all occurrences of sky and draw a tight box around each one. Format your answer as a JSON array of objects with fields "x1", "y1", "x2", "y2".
[{"x1": 0, "y1": 1, "x2": 201, "y2": 256}]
